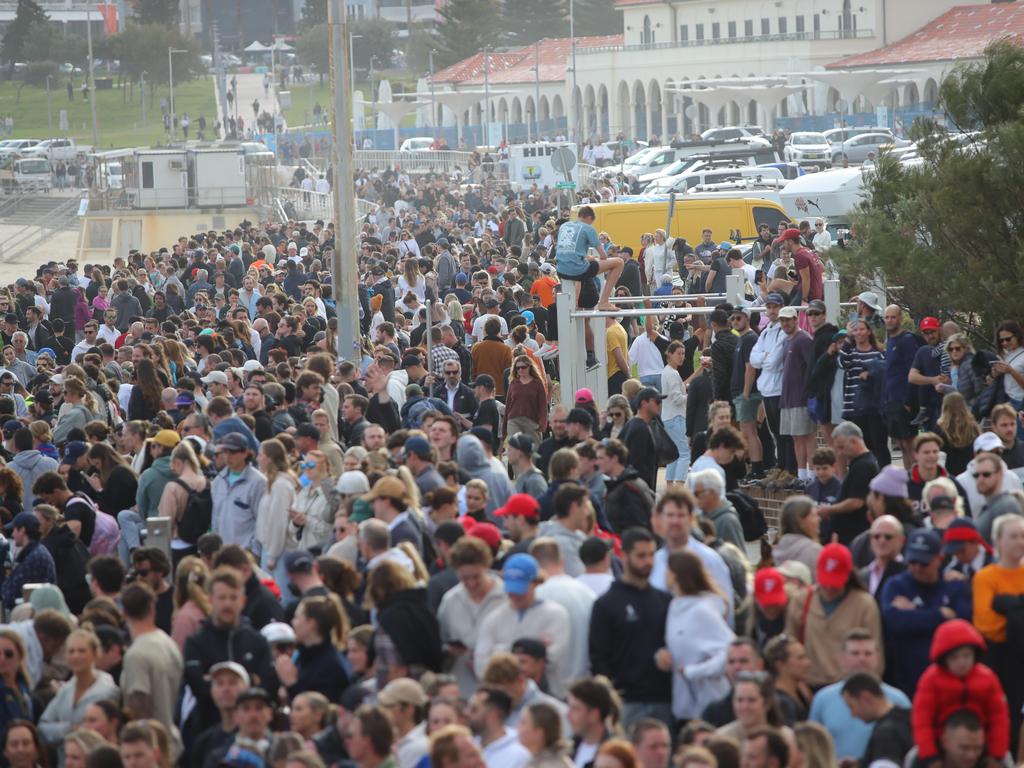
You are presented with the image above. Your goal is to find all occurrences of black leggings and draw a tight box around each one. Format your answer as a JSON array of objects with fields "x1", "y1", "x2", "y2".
[
  {"x1": 763, "y1": 396, "x2": 795, "y2": 473},
  {"x1": 853, "y1": 412, "x2": 891, "y2": 467}
]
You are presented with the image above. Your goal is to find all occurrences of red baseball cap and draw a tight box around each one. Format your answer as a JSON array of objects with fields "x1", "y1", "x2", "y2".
[
  {"x1": 754, "y1": 567, "x2": 788, "y2": 608},
  {"x1": 494, "y1": 493, "x2": 540, "y2": 520},
  {"x1": 575, "y1": 387, "x2": 594, "y2": 404},
  {"x1": 919, "y1": 317, "x2": 940, "y2": 332},
  {"x1": 780, "y1": 227, "x2": 802, "y2": 242},
  {"x1": 467, "y1": 522, "x2": 502, "y2": 551},
  {"x1": 817, "y1": 543, "x2": 853, "y2": 589}
]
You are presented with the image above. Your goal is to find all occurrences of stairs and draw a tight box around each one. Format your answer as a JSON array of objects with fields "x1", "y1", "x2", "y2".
[{"x1": 0, "y1": 195, "x2": 83, "y2": 263}]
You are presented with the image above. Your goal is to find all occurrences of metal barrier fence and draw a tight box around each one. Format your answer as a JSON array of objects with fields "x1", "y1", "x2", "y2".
[
  {"x1": 353, "y1": 150, "x2": 475, "y2": 175},
  {"x1": 277, "y1": 187, "x2": 379, "y2": 223}
]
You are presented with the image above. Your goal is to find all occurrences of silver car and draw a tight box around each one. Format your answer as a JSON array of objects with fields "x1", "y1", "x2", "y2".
[{"x1": 831, "y1": 132, "x2": 911, "y2": 165}]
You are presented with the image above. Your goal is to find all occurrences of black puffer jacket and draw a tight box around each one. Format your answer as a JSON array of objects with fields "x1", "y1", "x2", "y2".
[
  {"x1": 40, "y1": 524, "x2": 90, "y2": 614},
  {"x1": 376, "y1": 587, "x2": 443, "y2": 673},
  {"x1": 603, "y1": 468, "x2": 655, "y2": 532}
]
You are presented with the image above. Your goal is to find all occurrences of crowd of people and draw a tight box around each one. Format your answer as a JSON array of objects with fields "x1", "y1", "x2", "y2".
[{"x1": 0, "y1": 166, "x2": 1019, "y2": 768}]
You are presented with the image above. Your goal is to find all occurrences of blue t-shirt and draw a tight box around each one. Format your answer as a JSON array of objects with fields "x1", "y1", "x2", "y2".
[
  {"x1": 810, "y1": 681, "x2": 911, "y2": 759},
  {"x1": 555, "y1": 220, "x2": 600, "y2": 277}
]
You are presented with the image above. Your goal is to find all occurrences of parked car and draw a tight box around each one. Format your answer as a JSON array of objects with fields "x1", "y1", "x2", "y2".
[
  {"x1": 823, "y1": 126, "x2": 893, "y2": 146},
  {"x1": 0, "y1": 139, "x2": 41, "y2": 159},
  {"x1": 22, "y1": 138, "x2": 90, "y2": 163},
  {"x1": 105, "y1": 161, "x2": 123, "y2": 189},
  {"x1": 700, "y1": 126, "x2": 771, "y2": 147},
  {"x1": 783, "y1": 132, "x2": 832, "y2": 166},
  {"x1": 831, "y1": 132, "x2": 911, "y2": 165},
  {"x1": 399, "y1": 137, "x2": 434, "y2": 152}
]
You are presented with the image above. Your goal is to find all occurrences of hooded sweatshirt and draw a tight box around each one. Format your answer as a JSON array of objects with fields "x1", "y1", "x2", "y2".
[
  {"x1": 10, "y1": 450, "x2": 59, "y2": 512},
  {"x1": 455, "y1": 435, "x2": 511, "y2": 516},
  {"x1": 665, "y1": 592, "x2": 734, "y2": 720},
  {"x1": 911, "y1": 619, "x2": 1009, "y2": 762},
  {"x1": 135, "y1": 455, "x2": 174, "y2": 519}
]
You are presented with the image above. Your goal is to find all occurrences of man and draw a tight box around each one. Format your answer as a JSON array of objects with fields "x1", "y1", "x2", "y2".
[
  {"x1": 495, "y1": 493, "x2": 540, "y2": 560},
  {"x1": 471, "y1": 375, "x2": 500, "y2": 444},
  {"x1": 606, "y1": 316, "x2": 630, "y2": 395},
  {"x1": 213, "y1": 544, "x2": 285, "y2": 630},
  {"x1": 565, "y1": 408, "x2": 594, "y2": 444},
  {"x1": 943, "y1": 517, "x2": 993, "y2": 579},
  {"x1": 777, "y1": 305, "x2": 816, "y2": 488},
  {"x1": 701, "y1": 639, "x2": 767, "y2": 726},
  {"x1": 597, "y1": 437, "x2": 654, "y2": 533},
  {"x1": 907, "y1": 432, "x2": 968, "y2": 513},
  {"x1": 808, "y1": 628, "x2": 911, "y2": 761},
  {"x1": 120, "y1": 722, "x2": 169, "y2": 768},
  {"x1": 210, "y1": 432, "x2": 266, "y2": 550},
  {"x1": 842, "y1": 673, "x2": 914, "y2": 766},
  {"x1": 818, "y1": 421, "x2": 879, "y2": 545},
  {"x1": 882, "y1": 305, "x2": 922, "y2": 467},
  {"x1": 567, "y1": 678, "x2": 615, "y2": 768},
  {"x1": 131, "y1": 547, "x2": 174, "y2": 633},
  {"x1": 629, "y1": 720, "x2": 670, "y2": 768},
  {"x1": 341, "y1": 394, "x2": 372, "y2": 449},
  {"x1": 957, "y1": 431, "x2": 1023, "y2": 515},
  {"x1": 365, "y1": 475, "x2": 424, "y2": 554},
  {"x1": 779, "y1": 226, "x2": 823, "y2": 302},
  {"x1": 860, "y1": 514, "x2": 907, "y2": 599},
  {"x1": 482, "y1": 652, "x2": 569, "y2": 731},
  {"x1": 992, "y1": 403, "x2": 1024, "y2": 470},
  {"x1": 731, "y1": 306, "x2": 766, "y2": 482},
  {"x1": 937, "y1": 710, "x2": 986, "y2": 768},
  {"x1": 619, "y1": 388, "x2": 664, "y2": 491},
  {"x1": 430, "y1": 725, "x2": 487, "y2": 768},
  {"x1": 741, "y1": 727, "x2": 790, "y2": 768},
  {"x1": 471, "y1": 299, "x2": 509, "y2": 343},
  {"x1": 467, "y1": 687, "x2": 530, "y2": 768},
  {"x1": 347, "y1": 704, "x2": 398, "y2": 768},
  {"x1": 689, "y1": 468, "x2": 745, "y2": 550},
  {"x1": 201, "y1": 369, "x2": 231, "y2": 400},
  {"x1": 433, "y1": 359, "x2": 477, "y2": 425},
  {"x1": 879, "y1": 528, "x2": 971, "y2": 696},
  {"x1": 507, "y1": 433, "x2": 547, "y2": 498},
  {"x1": 531, "y1": 538, "x2": 596, "y2": 687},
  {"x1": 121, "y1": 582, "x2": 183, "y2": 733},
  {"x1": 470, "y1": 317, "x2": 513, "y2": 398},
  {"x1": 971, "y1": 451, "x2": 1024, "y2": 542},
  {"x1": 908, "y1": 316, "x2": 948, "y2": 430},
  {"x1": 474, "y1": 554, "x2": 570, "y2": 693},
  {"x1": 536, "y1": 484, "x2": 589, "y2": 577},
  {"x1": 0, "y1": 512, "x2": 56, "y2": 610},
  {"x1": 403, "y1": 436, "x2": 445, "y2": 500},
  {"x1": 537, "y1": 405, "x2": 572, "y2": 478},
  {"x1": 10, "y1": 428, "x2": 58, "y2": 512},
  {"x1": 110, "y1": 279, "x2": 143, "y2": 331},
  {"x1": 378, "y1": 678, "x2": 429, "y2": 768},
  {"x1": 183, "y1": 567, "x2": 277, "y2": 734},
  {"x1": 281, "y1": 549, "x2": 330, "y2": 622},
  {"x1": 708, "y1": 309, "x2": 737, "y2": 403},
  {"x1": 649, "y1": 489, "x2": 734, "y2": 620},
  {"x1": 220, "y1": 687, "x2": 275, "y2": 764},
  {"x1": 750, "y1": 293, "x2": 792, "y2": 484},
  {"x1": 192, "y1": 662, "x2": 251, "y2": 768}
]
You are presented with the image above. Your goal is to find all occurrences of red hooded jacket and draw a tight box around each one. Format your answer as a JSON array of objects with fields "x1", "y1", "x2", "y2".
[{"x1": 911, "y1": 619, "x2": 1009, "y2": 761}]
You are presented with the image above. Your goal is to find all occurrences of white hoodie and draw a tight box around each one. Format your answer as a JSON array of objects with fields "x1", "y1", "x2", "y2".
[{"x1": 665, "y1": 592, "x2": 734, "y2": 720}]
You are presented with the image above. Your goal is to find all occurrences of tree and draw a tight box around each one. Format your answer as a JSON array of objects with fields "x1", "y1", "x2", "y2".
[
  {"x1": 133, "y1": 0, "x2": 178, "y2": 26},
  {"x1": 108, "y1": 24, "x2": 201, "y2": 89},
  {"x1": 432, "y1": 0, "x2": 502, "y2": 68},
  {"x1": 573, "y1": 0, "x2": 621, "y2": 37},
  {"x1": 296, "y1": 23, "x2": 328, "y2": 82},
  {"x1": 502, "y1": 0, "x2": 568, "y2": 45},
  {"x1": 350, "y1": 18, "x2": 396, "y2": 73},
  {"x1": 301, "y1": 0, "x2": 327, "y2": 29},
  {"x1": 15, "y1": 60, "x2": 58, "y2": 102},
  {"x1": 2, "y1": 0, "x2": 49, "y2": 73},
  {"x1": 832, "y1": 41, "x2": 1024, "y2": 338}
]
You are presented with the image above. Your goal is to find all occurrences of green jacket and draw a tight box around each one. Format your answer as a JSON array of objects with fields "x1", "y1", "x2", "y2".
[{"x1": 135, "y1": 455, "x2": 174, "y2": 519}]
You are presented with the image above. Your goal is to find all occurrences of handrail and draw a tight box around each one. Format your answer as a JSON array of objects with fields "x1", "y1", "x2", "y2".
[{"x1": 0, "y1": 196, "x2": 82, "y2": 261}]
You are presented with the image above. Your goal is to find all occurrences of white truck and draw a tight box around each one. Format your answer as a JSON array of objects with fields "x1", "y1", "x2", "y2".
[
  {"x1": 22, "y1": 138, "x2": 91, "y2": 163},
  {"x1": 0, "y1": 156, "x2": 53, "y2": 193},
  {"x1": 506, "y1": 142, "x2": 579, "y2": 191}
]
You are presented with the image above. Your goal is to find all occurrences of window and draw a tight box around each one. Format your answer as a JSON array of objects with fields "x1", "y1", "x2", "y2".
[
  {"x1": 728, "y1": 21, "x2": 737, "y2": 38},
  {"x1": 778, "y1": 17, "x2": 787, "y2": 34},
  {"x1": 795, "y1": 15, "x2": 805, "y2": 33},
  {"x1": 753, "y1": 206, "x2": 788, "y2": 234},
  {"x1": 813, "y1": 14, "x2": 821, "y2": 36},
  {"x1": 642, "y1": 15, "x2": 652, "y2": 45},
  {"x1": 761, "y1": 18, "x2": 770, "y2": 35},
  {"x1": 141, "y1": 161, "x2": 154, "y2": 189},
  {"x1": 712, "y1": 22, "x2": 720, "y2": 39},
  {"x1": 695, "y1": 23, "x2": 704, "y2": 40},
  {"x1": 680, "y1": 24, "x2": 688, "y2": 41},
  {"x1": 744, "y1": 19, "x2": 753, "y2": 36}
]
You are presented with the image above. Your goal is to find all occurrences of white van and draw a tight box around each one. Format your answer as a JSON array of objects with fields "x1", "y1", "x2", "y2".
[
  {"x1": 779, "y1": 167, "x2": 867, "y2": 227},
  {"x1": 644, "y1": 165, "x2": 784, "y2": 194}
]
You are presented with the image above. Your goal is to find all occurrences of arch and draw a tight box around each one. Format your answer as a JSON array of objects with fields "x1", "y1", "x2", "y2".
[
  {"x1": 664, "y1": 78, "x2": 676, "y2": 138},
  {"x1": 598, "y1": 83, "x2": 610, "y2": 137},
  {"x1": 553, "y1": 93, "x2": 566, "y2": 119},
  {"x1": 648, "y1": 79, "x2": 662, "y2": 141},
  {"x1": 826, "y1": 87, "x2": 841, "y2": 114},
  {"x1": 511, "y1": 97, "x2": 523, "y2": 125},
  {"x1": 642, "y1": 15, "x2": 652, "y2": 46},
  {"x1": 904, "y1": 82, "x2": 920, "y2": 107},
  {"x1": 497, "y1": 97, "x2": 509, "y2": 123},
  {"x1": 632, "y1": 79, "x2": 647, "y2": 140},
  {"x1": 584, "y1": 85, "x2": 597, "y2": 139},
  {"x1": 539, "y1": 94, "x2": 551, "y2": 123},
  {"x1": 617, "y1": 80, "x2": 631, "y2": 137},
  {"x1": 923, "y1": 78, "x2": 939, "y2": 109}
]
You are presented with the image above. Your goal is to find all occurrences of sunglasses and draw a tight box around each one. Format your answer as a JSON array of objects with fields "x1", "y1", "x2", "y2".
[
  {"x1": 515, "y1": 365, "x2": 530, "y2": 371},
  {"x1": 444, "y1": 370, "x2": 460, "y2": 375},
  {"x1": 999, "y1": 336, "x2": 1015, "y2": 344},
  {"x1": 807, "y1": 310, "x2": 824, "y2": 317},
  {"x1": 0, "y1": 649, "x2": 15, "y2": 660},
  {"x1": 608, "y1": 411, "x2": 624, "y2": 418},
  {"x1": 947, "y1": 346, "x2": 963, "y2": 352},
  {"x1": 973, "y1": 471, "x2": 996, "y2": 479}
]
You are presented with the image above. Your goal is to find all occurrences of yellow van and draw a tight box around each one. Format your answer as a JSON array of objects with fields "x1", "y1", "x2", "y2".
[{"x1": 576, "y1": 197, "x2": 789, "y2": 249}]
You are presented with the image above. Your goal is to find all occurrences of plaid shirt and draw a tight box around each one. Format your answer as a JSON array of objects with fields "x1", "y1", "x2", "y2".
[
  {"x1": 1, "y1": 541, "x2": 55, "y2": 610},
  {"x1": 429, "y1": 343, "x2": 460, "y2": 374}
]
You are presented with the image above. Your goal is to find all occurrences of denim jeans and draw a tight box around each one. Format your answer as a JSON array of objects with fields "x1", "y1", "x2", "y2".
[
  {"x1": 117, "y1": 509, "x2": 144, "y2": 565},
  {"x1": 639, "y1": 374, "x2": 662, "y2": 390},
  {"x1": 663, "y1": 414, "x2": 690, "y2": 482}
]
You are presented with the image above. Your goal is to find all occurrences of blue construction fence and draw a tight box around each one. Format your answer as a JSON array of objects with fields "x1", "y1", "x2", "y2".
[{"x1": 777, "y1": 103, "x2": 951, "y2": 136}]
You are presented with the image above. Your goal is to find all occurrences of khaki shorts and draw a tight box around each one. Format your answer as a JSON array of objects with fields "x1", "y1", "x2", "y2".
[
  {"x1": 734, "y1": 393, "x2": 762, "y2": 423},
  {"x1": 780, "y1": 406, "x2": 815, "y2": 436}
]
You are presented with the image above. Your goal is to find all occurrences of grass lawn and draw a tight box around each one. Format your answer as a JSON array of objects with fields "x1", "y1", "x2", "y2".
[
  {"x1": 0, "y1": 76, "x2": 216, "y2": 150},
  {"x1": 282, "y1": 74, "x2": 421, "y2": 130}
]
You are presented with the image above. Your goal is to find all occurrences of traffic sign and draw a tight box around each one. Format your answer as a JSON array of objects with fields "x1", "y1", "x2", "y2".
[
  {"x1": 551, "y1": 146, "x2": 577, "y2": 175},
  {"x1": 556, "y1": 181, "x2": 576, "y2": 189}
]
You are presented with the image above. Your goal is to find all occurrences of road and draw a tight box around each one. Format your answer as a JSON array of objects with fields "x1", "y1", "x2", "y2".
[{"x1": 215, "y1": 71, "x2": 280, "y2": 139}]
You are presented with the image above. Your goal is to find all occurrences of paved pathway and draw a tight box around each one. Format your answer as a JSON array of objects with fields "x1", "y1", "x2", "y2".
[{"x1": 214, "y1": 71, "x2": 279, "y2": 139}]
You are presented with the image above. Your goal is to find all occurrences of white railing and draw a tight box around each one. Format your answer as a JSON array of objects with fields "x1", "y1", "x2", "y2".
[
  {"x1": 577, "y1": 163, "x2": 599, "y2": 190},
  {"x1": 353, "y1": 150, "x2": 474, "y2": 175},
  {"x1": 356, "y1": 198, "x2": 379, "y2": 220},
  {"x1": 278, "y1": 187, "x2": 333, "y2": 222}
]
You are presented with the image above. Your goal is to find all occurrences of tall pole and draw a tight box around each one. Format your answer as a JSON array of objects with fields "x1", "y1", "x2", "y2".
[
  {"x1": 328, "y1": 0, "x2": 359, "y2": 364},
  {"x1": 45, "y1": 76, "x2": 52, "y2": 134},
  {"x1": 272, "y1": 37, "x2": 278, "y2": 152},
  {"x1": 534, "y1": 42, "x2": 540, "y2": 141},
  {"x1": 213, "y1": 23, "x2": 229, "y2": 140},
  {"x1": 483, "y1": 46, "x2": 490, "y2": 146},
  {"x1": 168, "y1": 48, "x2": 175, "y2": 140},
  {"x1": 429, "y1": 49, "x2": 436, "y2": 135},
  {"x1": 87, "y1": 9, "x2": 98, "y2": 147},
  {"x1": 141, "y1": 72, "x2": 146, "y2": 134},
  {"x1": 570, "y1": 0, "x2": 578, "y2": 144}
]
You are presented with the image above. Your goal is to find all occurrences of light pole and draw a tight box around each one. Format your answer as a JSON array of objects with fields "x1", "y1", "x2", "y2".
[
  {"x1": 86, "y1": 8, "x2": 98, "y2": 147},
  {"x1": 349, "y1": 33, "x2": 361, "y2": 99},
  {"x1": 534, "y1": 42, "x2": 540, "y2": 141},
  {"x1": 141, "y1": 71, "x2": 147, "y2": 134},
  {"x1": 45, "y1": 75, "x2": 53, "y2": 134},
  {"x1": 429, "y1": 49, "x2": 437, "y2": 136},
  {"x1": 168, "y1": 47, "x2": 188, "y2": 140},
  {"x1": 570, "y1": 0, "x2": 578, "y2": 144},
  {"x1": 483, "y1": 45, "x2": 491, "y2": 146}
]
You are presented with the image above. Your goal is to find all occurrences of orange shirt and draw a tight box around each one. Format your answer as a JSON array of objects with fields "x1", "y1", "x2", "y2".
[
  {"x1": 530, "y1": 276, "x2": 559, "y2": 308},
  {"x1": 972, "y1": 563, "x2": 1024, "y2": 643}
]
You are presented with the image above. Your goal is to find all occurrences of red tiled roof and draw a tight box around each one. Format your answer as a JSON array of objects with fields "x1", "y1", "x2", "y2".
[
  {"x1": 431, "y1": 36, "x2": 623, "y2": 85},
  {"x1": 829, "y1": 2, "x2": 1024, "y2": 69}
]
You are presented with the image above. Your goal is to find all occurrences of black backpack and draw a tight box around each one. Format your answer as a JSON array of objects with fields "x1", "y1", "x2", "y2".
[
  {"x1": 172, "y1": 478, "x2": 213, "y2": 544},
  {"x1": 726, "y1": 489, "x2": 767, "y2": 542}
]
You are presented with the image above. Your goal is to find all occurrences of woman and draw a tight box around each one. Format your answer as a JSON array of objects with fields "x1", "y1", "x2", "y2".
[
  {"x1": 288, "y1": 450, "x2": 333, "y2": 553},
  {"x1": 715, "y1": 672, "x2": 790, "y2": 743},
  {"x1": 0, "y1": 468, "x2": 23, "y2": 520},
  {"x1": 763, "y1": 634, "x2": 813, "y2": 723},
  {"x1": 170, "y1": 556, "x2": 210, "y2": 650},
  {"x1": 52, "y1": 378, "x2": 93, "y2": 445},
  {"x1": 3, "y1": 720, "x2": 47, "y2": 768},
  {"x1": 503, "y1": 355, "x2": 548, "y2": 447},
  {"x1": 659, "y1": 549, "x2": 732, "y2": 722},
  {"x1": 399, "y1": 259, "x2": 426, "y2": 301},
  {"x1": 64, "y1": 730, "x2": 106, "y2": 768},
  {"x1": 157, "y1": 441, "x2": 208, "y2": 564},
  {"x1": 85, "y1": 443, "x2": 138, "y2": 518},
  {"x1": 28, "y1": 422, "x2": 56, "y2": 462},
  {"x1": 938, "y1": 334, "x2": 988, "y2": 408},
  {"x1": 518, "y1": 702, "x2": 573, "y2": 768},
  {"x1": 838, "y1": 319, "x2": 889, "y2": 466},
  {"x1": 256, "y1": 438, "x2": 299, "y2": 594},
  {"x1": 35, "y1": 503, "x2": 90, "y2": 614},
  {"x1": 81, "y1": 701, "x2": 125, "y2": 744},
  {"x1": 38, "y1": 629, "x2": 119, "y2": 749},
  {"x1": 691, "y1": 402, "x2": 746, "y2": 490},
  {"x1": 275, "y1": 594, "x2": 351, "y2": 703},
  {"x1": 600, "y1": 396, "x2": 632, "y2": 440},
  {"x1": 661, "y1": 340, "x2": 690, "y2": 485},
  {"x1": 772, "y1": 496, "x2": 822, "y2": 574},
  {"x1": 934, "y1": 392, "x2": 980, "y2": 476},
  {"x1": 993, "y1": 320, "x2": 1024, "y2": 432},
  {"x1": 644, "y1": 229, "x2": 672, "y2": 288},
  {"x1": 463, "y1": 479, "x2": 489, "y2": 524},
  {"x1": 367, "y1": 560, "x2": 442, "y2": 686},
  {"x1": 791, "y1": 722, "x2": 837, "y2": 768},
  {"x1": 346, "y1": 625, "x2": 376, "y2": 691},
  {"x1": 289, "y1": 691, "x2": 330, "y2": 743},
  {"x1": 127, "y1": 358, "x2": 164, "y2": 422},
  {"x1": 595, "y1": 741, "x2": 639, "y2": 768},
  {"x1": 0, "y1": 631, "x2": 34, "y2": 743},
  {"x1": 972, "y1": 513, "x2": 1024, "y2": 735},
  {"x1": 427, "y1": 698, "x2": 464, "y2": 733}
]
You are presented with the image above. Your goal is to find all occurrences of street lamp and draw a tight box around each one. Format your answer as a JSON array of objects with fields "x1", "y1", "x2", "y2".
[
  {"x1": 168, "y1": 47, "x2": 189, "y2": 141},
  {"x1": 45, "y1": 75, "x2": 53, "y2": 134}
]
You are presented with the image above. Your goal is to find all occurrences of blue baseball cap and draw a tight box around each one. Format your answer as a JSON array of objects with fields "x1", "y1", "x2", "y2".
[
  {"x1": 35, "y1": 348, "x2": 56, "y2": 360},
  {"x1": 503, "y1": 553, "x2": 539, "y2": 596},
  {"x1": 765, "y1": 292, "x2": 786, "y2": 306},
  {"x1": 906, "y1": 529, "x2": 942, "y2": 564},
  {"x1": 522, "y1": 310, "x2": 535, "y2": 326}
]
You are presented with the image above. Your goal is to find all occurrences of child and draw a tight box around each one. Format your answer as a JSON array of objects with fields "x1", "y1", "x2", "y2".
[
  {"x1": 805, "y1": 448, "x2": 841, "y2": 505},
  {"x1": 911, "y1": 619, "x2": 1009, "y2": 764}
]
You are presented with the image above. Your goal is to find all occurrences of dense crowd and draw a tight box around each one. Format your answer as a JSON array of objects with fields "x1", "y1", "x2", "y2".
[{"x1": 0, "y1": 167, "x2": 1020, "y2": 768}]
